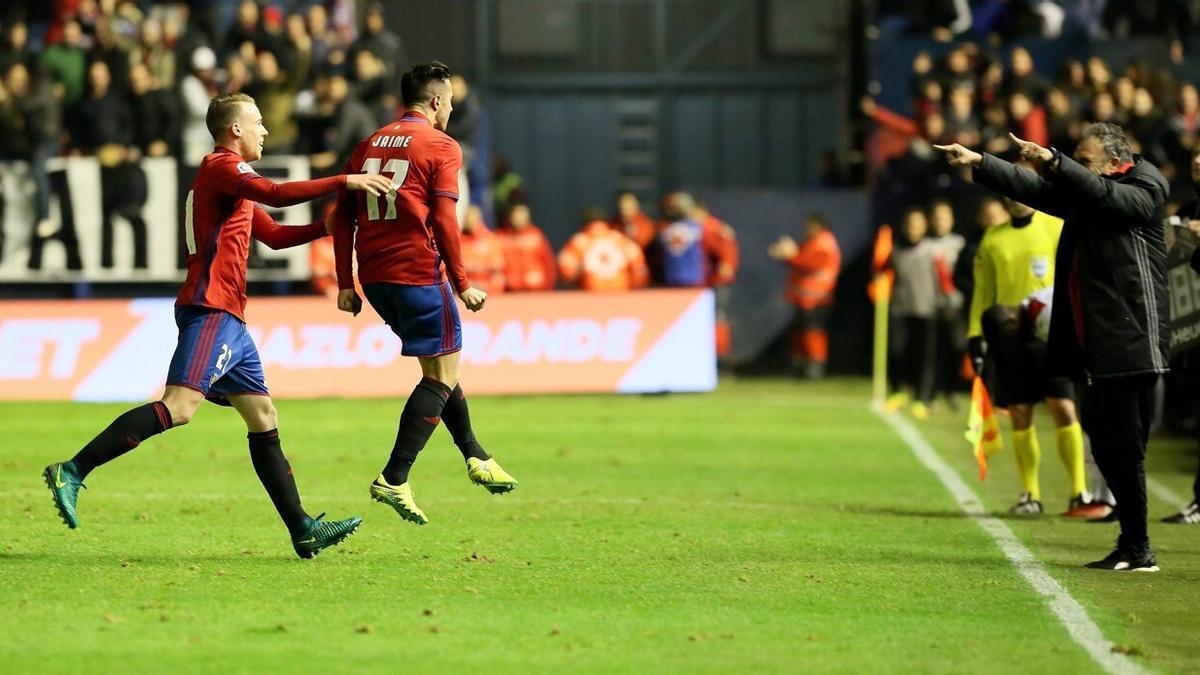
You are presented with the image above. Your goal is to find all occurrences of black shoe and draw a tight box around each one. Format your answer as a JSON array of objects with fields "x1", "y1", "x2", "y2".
[
  {"x1": 1084, "y1": 548, "x2": 1159, "y2": 572},
  {"x1": 1161, "y1": 501, "x2": 1200, "y2": 524}
]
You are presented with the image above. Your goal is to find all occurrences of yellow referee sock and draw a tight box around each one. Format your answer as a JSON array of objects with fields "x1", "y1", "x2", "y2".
[
  {"x1": 1055, "y1": 422, "x2": 1087, "y2": 498},
  {"x1": 1012, "y1": 427, "x2": 1041, "y2": 501}
]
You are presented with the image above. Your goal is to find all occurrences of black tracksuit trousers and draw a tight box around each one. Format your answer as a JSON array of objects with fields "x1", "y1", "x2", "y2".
[{"x1": 1080, "y1": 374, "x2": 1156, "y2": 553}]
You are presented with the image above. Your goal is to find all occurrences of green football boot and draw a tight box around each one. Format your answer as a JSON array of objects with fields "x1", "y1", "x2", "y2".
[
  {"x1": 370, "y1": 475, "x2": 429, "y2": 525},
  {"x1": 292, "y1": 513, "x2": 363, "y2": 559},
  {"x1": 43, "y1": 462, "x2": 85, "y2": 529},
  {"x1": 466, "y1": 457, "x2": 519, "y2": 494}
]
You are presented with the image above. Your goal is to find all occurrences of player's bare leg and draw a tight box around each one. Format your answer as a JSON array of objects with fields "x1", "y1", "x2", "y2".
[
  {"x1": 422, "y1": 353, "x2": 519, "y2": 495},
  {"x1": 229, "y1": 394, "x2": 361, "y2": 558},
  {"x1": 42, "y1": 386, "x2": 197, "y2": 529}
]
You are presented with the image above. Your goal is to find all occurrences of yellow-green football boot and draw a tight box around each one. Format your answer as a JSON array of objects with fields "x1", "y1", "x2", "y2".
[
  {"x1": 466, "y1": 457, "x2": 519, "y2": 494},
  {"x1": 369, "y1": 475, "x2": 428, "y2": 525}
]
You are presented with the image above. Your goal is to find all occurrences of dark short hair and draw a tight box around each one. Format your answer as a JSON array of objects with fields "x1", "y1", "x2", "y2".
[
  {"x1": 581, "y1": 206, "x2": 607, "y2": 223},
  {"x1": 807, "y1": 212, "x2": 828, "y2": 228},
  {"x1": 1081, "y1": 122, "x2": 1133, "y2": 164},
  {"x1": 206, "y1": 92, "x2": 255, "y2": 139},
  {"x1": 401, "y1": 61, "x2": 452, "y2": 108}
]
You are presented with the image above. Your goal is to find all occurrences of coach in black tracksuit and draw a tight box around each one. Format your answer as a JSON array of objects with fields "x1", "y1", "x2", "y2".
[{"x1": 936, "y1": 123, "x2": 1170, "y2": 571}]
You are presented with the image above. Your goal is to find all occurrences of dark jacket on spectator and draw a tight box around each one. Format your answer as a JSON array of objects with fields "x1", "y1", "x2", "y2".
[
  {"x1": 975, "y1": 153, "x2": 1170, "y2": 379},
  {"x1": 70, "y1": 89, "x2": 133, "y2": 150},
  {"x1": 130, "y1": 87, "x2": 181, "y2": 155}
]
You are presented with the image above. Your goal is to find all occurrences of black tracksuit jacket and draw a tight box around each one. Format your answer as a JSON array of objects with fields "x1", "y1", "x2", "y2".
[{"x1": 974, "y1": 152, "x2": 1170, "y2": 381}]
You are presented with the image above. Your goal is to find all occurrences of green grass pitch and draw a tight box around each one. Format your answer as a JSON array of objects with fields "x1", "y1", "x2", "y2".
[{"x1": 2, "y1": 379, "x2": 1198, "y2": 673}]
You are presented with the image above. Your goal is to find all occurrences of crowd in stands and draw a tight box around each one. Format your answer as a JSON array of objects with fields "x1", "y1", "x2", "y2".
[{"x1": 879, "y1": 0, "x2": 1200, "y2": 53}]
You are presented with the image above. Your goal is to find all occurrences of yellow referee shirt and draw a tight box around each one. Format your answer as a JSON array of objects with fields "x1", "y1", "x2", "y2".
[{"x1": 967, "y1": 211, "x2": 1063, "y2": 339}]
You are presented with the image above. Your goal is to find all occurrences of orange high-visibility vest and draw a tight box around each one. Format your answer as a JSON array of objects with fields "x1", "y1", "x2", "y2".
[
  {"x1": 461, "y1": 225, "x2": 507, "y2": 295},
  {"x1": 498, "y1": 223, "x2": 556, "y2": 291},
  {"x1": 787, "y1": 228, "x2": 842, "y2": 309},
  {"x1": 558, "y1": 220, "x2": 649, "y2": 291}
]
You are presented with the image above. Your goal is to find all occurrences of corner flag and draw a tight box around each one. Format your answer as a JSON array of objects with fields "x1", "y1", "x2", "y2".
[{"x1": 964, "y1": 376, "x2": 1003, "y2": 480}]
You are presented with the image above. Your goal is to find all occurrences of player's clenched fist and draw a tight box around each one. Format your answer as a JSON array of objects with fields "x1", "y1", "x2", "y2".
[
  {"x1": 345, "y1": 173, "x2": 393, "y2": 196},
  {"x1": 459, "y1": 287, "x2": 487, "y2": 312},
  {"x1": 932, "y1": 142, "x2": 983, "y2": 168},
  {"x1": 337, "y1": 289, "x2": 363, "y2": 316}
]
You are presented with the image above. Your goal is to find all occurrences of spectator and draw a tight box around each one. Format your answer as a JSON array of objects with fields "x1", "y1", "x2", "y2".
[
  {"x1": 928, "y1": 199, "x2": 966, "y2": 402},
  {"x1": 128, "y1": 62, "x2": 179, "y2": 159},
  {"x1": 245, "y1": 49, "x2": 306, "y2": 155},
  {"x1": 0, "y1": 20, "x2": 36, "y2": 75},
  {"x1": 612, "y1": 191, "x2": 658, "y2": 249},
  {"x1": 768, "y1": 212, "x2": 841, "y2": 379},
  {"x1": 40, "y1": 19, "x2": 88, "y2": 106},
  {"x1": 460, "y1": 205, "x2": 507, "y2": 295},
  {"x1": 497, "y1": 203, "x2": 555, "y2": 292},
  {"x1": 179, "y1": 47, "x2": 220, "y2": 165},
  {"x1": 1008, "y1": 92, "x2": 1048, "y2": 148},
  {"x1": 492, "y1": 157, "x2": 526, "y2": 222},
  {"x1": 657, "y1": 192, "x2": 713, "y2": 288},
  {"x1": 558, "y1": 208, "x2": 648, "y2": 291},
  {"x1": 131, "y1": 17, "x2": 174, "y2": 91},
  {"x1": 222, "y1": 0, "x2": 267, "y2": 61},
  {"x1": 1003, "y1": 47, "x2": 1049, "y2": 101},
  {"x1": 0, "y1": 62, "x2": 61, "y2": 238},
  {"x1": 446, "y1": 74, "x2": 485, "y2": 215},
  {"x1": 71, "y1": 60, "x2": 147, "y2": 269},
  {"x1": 306, "y1": 3, "x2": 338, "y2": 69},
  {"x1": 884, "y1": 207, "x2": 939, "y2": 420},
  {"x1": 90, "y1": 16, "x2": 132, "y2": 96},
  {"x1": 313, "y1": 73, "x2": 378, "y2": 171},
  {"x1": 944, "y1": 85, "x2": 981, "y2": 145},
  {"x1": 352, "y1": 49, "x2": 392, "y2": 126},
  {"x1": 357, "y1": 3, "x2": 402, "y2": 91},
  {"x1": 1045, "y1": 87, "x2": 1081, "y2": 151}
]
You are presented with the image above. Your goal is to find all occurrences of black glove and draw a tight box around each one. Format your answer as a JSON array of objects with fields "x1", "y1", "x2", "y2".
[{"x1": 968, "y1": 336, "x2": 986, "y2": 378}]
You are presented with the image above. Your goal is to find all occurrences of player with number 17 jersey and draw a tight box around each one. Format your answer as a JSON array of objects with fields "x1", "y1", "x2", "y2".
[{"x1": 333, "y1": 110, "x2": 469, "y2": 356}]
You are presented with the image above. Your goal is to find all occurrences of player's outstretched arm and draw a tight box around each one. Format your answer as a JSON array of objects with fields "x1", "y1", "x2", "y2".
[
  {"x1": 250, "y1": 206, "x2": 327, "y2": 250},
  {"x1": 237, "y1": 172, "x2": 391, "y2": 209}
]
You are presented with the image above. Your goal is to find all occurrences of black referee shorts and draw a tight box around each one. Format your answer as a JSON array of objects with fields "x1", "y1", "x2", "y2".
[{"x1": 982, "y1": 305, "x2": 1073, "y2": 408}]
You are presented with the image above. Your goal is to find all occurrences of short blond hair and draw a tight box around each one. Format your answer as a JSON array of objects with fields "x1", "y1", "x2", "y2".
[{"x1": 206, "y1": 92, "x2": 255, "y2": 139}]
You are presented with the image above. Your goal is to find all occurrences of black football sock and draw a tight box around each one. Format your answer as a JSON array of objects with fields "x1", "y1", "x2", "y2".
[
  {"x1": 382, "y1": 378, "x2": 452, "y2": 485},
  {"x1": 69, "y1": 401, "x2": 173, "y2": 478},
  {"x1": 441, "y1": 384, "x2": 491, "y2": 462},
  {"x1": 248, "y1": 429, "x2": 310, "y2": 537}
]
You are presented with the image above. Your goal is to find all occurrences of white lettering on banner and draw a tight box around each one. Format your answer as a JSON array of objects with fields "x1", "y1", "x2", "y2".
[
  {"x1": 252, "y1": 324, "x2": 399, "y2": 369},
  {"x1": 0, "y1": 319, "x2": 100, "y2": 379},
  {"x1": 463, "y1": 318, "x2": 642, "y2": 365}
]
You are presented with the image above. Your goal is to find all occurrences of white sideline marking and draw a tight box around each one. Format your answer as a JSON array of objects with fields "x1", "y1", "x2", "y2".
[
  {"x1": 872, "y1": 406, "x2": 1145, "y2": 675},
  {"x1": 1146, "y1": 475, "x2": 1188, "y2": 511}
]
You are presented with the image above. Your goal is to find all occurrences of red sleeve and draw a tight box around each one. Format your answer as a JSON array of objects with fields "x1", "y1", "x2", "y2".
[
  {"x1": 869, "y1": 105, "x2": 920, "y2": 137},
  {"x1": 250, "y1": 207, "x2": 327, "y2": 250},
  {"x1": 332, "y1": 188, "x2": 359, "y2": 290},
  {"x1": 430, "y1": 195, "x2": 470, "y2": 293},
  {"x1": 236, "y1": 173, "x2": 348, "y2": 208},
  {"x1": 332, "y1": 145, "x2": 368, "y2": 291},
  {"x1": 431, "y1": 139, "x2": 463, "y2": 201}
]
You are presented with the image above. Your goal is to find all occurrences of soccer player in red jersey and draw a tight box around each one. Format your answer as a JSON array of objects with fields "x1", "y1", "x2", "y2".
[
  {"x1": 43, "y1": 92, "x2": 393, "y2": 558},
  {"x1": 330, "y1": 62, "x2": 519, "y2": 526}
]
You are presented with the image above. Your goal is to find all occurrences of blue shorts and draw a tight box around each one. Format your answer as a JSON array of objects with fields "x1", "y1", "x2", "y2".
[
  {"x1": 363, "y1": 281, "x2": 462, "y2": 357},
  {"x1": 165, "y1": 307, "x2": 269, "y2": 405}
]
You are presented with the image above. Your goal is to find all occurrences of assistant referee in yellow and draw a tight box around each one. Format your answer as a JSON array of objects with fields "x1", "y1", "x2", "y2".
[{"x1": 968, "y1": 194, "x2": 1093, "y2": 517}]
